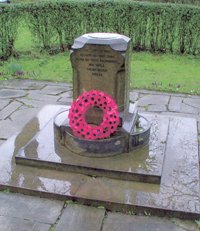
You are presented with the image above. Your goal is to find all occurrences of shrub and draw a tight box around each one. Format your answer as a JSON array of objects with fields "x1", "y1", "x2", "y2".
[
  {"x1": 24, "y1": 0, "x2": 200, "y2": 55},
  {"x1": 1, "y1": 0, "x2": 200, "y2": 59},
  {"x1": 0, "y1": 5, "x2": 21, "y2": 60},
  {"x1": 127, "y1": 0, "x2": 200, "y2": 5}
]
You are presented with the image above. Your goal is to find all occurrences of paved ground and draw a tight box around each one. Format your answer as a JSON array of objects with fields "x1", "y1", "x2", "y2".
[{"x1": 0, "y1": 80, "x2": 199, "y2": 231}]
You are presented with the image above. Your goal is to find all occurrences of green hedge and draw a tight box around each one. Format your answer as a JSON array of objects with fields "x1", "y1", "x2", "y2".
[
  {"x1": 1, "y1": 0, "x2": 200, "y2": 60},
  {"x1": 126, "y1": 0, "x2": 200, "y2": 5},
  {"x1": 0, "y1": 5, "x2": 22, "y2": 60},
  {"x1": 11, "y1": 0, "x2": 200, "y2": 6}
]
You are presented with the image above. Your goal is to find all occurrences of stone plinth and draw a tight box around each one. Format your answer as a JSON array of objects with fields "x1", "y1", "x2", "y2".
[{"x1": 15, "y1": 108, "x2": 162, "y2": 184}]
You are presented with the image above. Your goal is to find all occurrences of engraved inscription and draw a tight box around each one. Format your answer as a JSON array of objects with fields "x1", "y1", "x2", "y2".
[
  {"x1": 71, "y1": 44, "x2": 124, "y2": 98},
  {"x1": 75, "y1": 47, "x2": 119, "y2": 78},
  {"x1": 71, "y1": 43, "x2": 129, "y2": 113}
]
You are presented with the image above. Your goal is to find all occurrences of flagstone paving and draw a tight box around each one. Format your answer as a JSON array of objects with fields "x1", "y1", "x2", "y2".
[{"x1": 0, "y1": 80, "x2": 199, "y2": 231}]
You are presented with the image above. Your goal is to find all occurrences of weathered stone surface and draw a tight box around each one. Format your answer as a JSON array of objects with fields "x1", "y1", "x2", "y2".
[
  {"x1": 0, "y1": 192, "x2": 63, "y2": 223},
  {"x1": 135, "y1": 90, "x2": 189, "y2": 98},
  {"x1": 147, "y1": 104, "x2": 167, "y2": 112},
  {"x1": 171, "y1": 218, "x2": 199, "y2": 231},
  {"x1": 0, "y1": 99, "x2": 9, "y2": 110},
  {"x1": 74, "y1": 177, "x2": 160, "y2": 205},
  {"x1": 9, "y1": 107, "x2": 39, "y2": 128},
  {"x1": 0, "y1": 216, "x2": 35, "y2": 231},
  {"x1": 32, "y1": 223, "x2": 51, "y2": 231},
  {"x1": 59, "y1": 90, "x2": 73, "y2": 98},
  {"x1": 188, "y1": 94, "x2": 200, "y2": 99},
  {"x1": 138, "y1": 95, "x2": 169, "y2": 108},
  {"x1": 41, "y1": 81, "x2": 71, "y2": 88},
  {"x1": 155, "y1": 116, "x2": 199, "y2": 212},
  {"x1": 198, "y1": 129, "x2": 200, "y2": 161},
  {"x1": 0, "y1": 80, "x2": 46, "y2": 90},
  {"x1": 0, "y1": 216, "x2": 51, "y2": 231},
  {"x1": 71, "y1": 33, "x2": 131, "y2": 112},
  {"x1": 102, "y1": 213, "x2": 185, "y2": 231},
  {"x1": 160, "y1": 111, "x2": 199, "y2": 120},
  {"x1": 0, "y1": 89, "x2": 26, "y2": 99},
  {"x1": 0, "y1": 119, "x2": 20, "y2": 139},
  {"x1": 0, "y1": 79, "x2": 199, "y2": 229},
  {"x1": 183, "y1": 98, "x2": 200, "y2": 109},
  {"x1": 58, "y1": 97, "x2": 73, "y2": 104},
  {"x1": 0, "y1": 101, "x2": 22, "y2": 120},
  {"x1": 18, "y1": 98, "x2": 49, "y2": 109},
  {"x1": 27, "y1": 92, "x2": 60, "y2": 104},
  {"x1": 0, "y1": 106, "x2": 86, "y2": 195},
  {"x1": 75, "y1": 116, "x2": 200, "y2": 217},
  {"x1": 168, "y1": 96, "x2": 199, "y2": 114},
  {"x1": 58, "y1": 91, "x2": 73, "y2": 104},
  {"x1": 16, "y1": 107, "x2": 169, "y2": 184},
  {"x1": 36, "y1": 85, "x2": 71, "y2": 95},
  {"x1": 0, "y1": 105, "x2": 199, "y2": 218},
  {"x1": 168, "y1": 96, "x2": 183, "y2": 112},
  {"x1": 55, "y1": 204, "x2": 105, "y2": 231},
  {"x1": 129, "y1": 91, "x2": 139, "y2": 102}
]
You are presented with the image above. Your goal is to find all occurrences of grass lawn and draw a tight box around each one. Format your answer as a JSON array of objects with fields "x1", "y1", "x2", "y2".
[
  {"x1": 0, "y1": 22, "x2": 200, "y2": 95},
  {"x1": 0, "y1": 53, "x2": 72, "y2": 83},
  {"x1": 1, "y1": 52, "x2": 200, "y2": 95},
  {"x1": 132, "y1": 52, "x2": 200, "y2": 94}
]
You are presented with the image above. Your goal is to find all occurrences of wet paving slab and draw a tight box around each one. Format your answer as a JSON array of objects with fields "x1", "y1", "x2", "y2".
[
  {"x1": 102, "y1": 212, "x2": 186, "y2": 231},
  {"x1": 137, "y1": 95, "x2": 170, "y2": 107},
  {"x1": 0, "y1": 80, "x2": 47, "y2": 90},
  {"x1": 0, "y1": 99, "x2": 10, "y2": 110},
  {"x1": 15, "y1": 107, "x2": 169, "y2": 184},
  {"x1": 0, "y1": 216, "x2": 51, "y2": 231},
  {"x1": 0, "y1": 192, "x2": 63, "y2": 223},
  {"x1": 0, "y1": 120, "x2": 22, "y2": 140},
  {"x1": 35, "y1": 85, "x2": 72, "y2": 95},
  {"x1": 0, "y1": 101, "x2": 23, "y2": 120},
  {"x1": 54, "y1": 204, "x2": 105, "y2": 231},
  {"x1": 169, "y1": 96, "x2": 200, "y2": 115},
  {"x1": 0, "y1": 105, "x2": 199, "y2": 219},
  {"x1": 0, "y1": 89, "x2": 26, "y2": 99}
]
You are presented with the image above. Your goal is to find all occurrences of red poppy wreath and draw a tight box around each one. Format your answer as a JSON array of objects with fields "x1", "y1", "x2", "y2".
[{"x1": 68, "y1": 90, "x2": 120, "y2": 140}]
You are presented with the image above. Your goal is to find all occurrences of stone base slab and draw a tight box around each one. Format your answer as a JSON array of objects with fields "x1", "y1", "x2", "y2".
[
  {"x1": 0, "y1": 105, "x2": 199, "y2": 219},
  {"x1": 15, "y1": 106, "x2": 166, "y2": 184}
]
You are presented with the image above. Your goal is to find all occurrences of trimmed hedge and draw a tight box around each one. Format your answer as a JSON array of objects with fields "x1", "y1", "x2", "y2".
[
  {"x1": 1, "y1": 0, "x2": 200, "y2": 60},
  {"x1": 0, "y1": 4, "x2": 21, "y2": 60},
  {"x1": 127, "y1": 0, "x2": 200, "y2": 5}
]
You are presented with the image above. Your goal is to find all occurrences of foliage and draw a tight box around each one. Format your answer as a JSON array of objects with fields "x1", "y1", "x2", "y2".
[
  {"x1": 195, "y1": 219, "x2": 200, "y2": 228},
  {"x1": 1, "y1": 0, "x2": 200, "y2": 60},
  {"x1": 11, "y1": 0, "x2": 200, "y2": 6},
  {"x1": 49, "y1": 225, "x2": 55, "y2": 231},
  {"x1": 24, "y1": 0, "x2": 200, "y2": 55},
  {"x1": 120, "y1": 0, "x2": 200, "y2": 5},
  {"x1": 0, "y1": 4, "x2": 22, "y2": 60},
  {"x1": 1, "y1": 188, "x2": 10, "y2": 193},
  {"x1": 7, "y1": 63, "x2": 23, "y2": 76}
]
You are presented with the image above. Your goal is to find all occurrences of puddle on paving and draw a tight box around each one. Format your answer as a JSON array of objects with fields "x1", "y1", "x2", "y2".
[
  {"x1": 0, "y1": 105, "x2": 85, "y2": 196},
  {"x1": 17, "y1": 110, "x2": 169, "y2": 181},
  {"x1": 0, "y1": 105, "x2": 199, "y2": 217}
]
